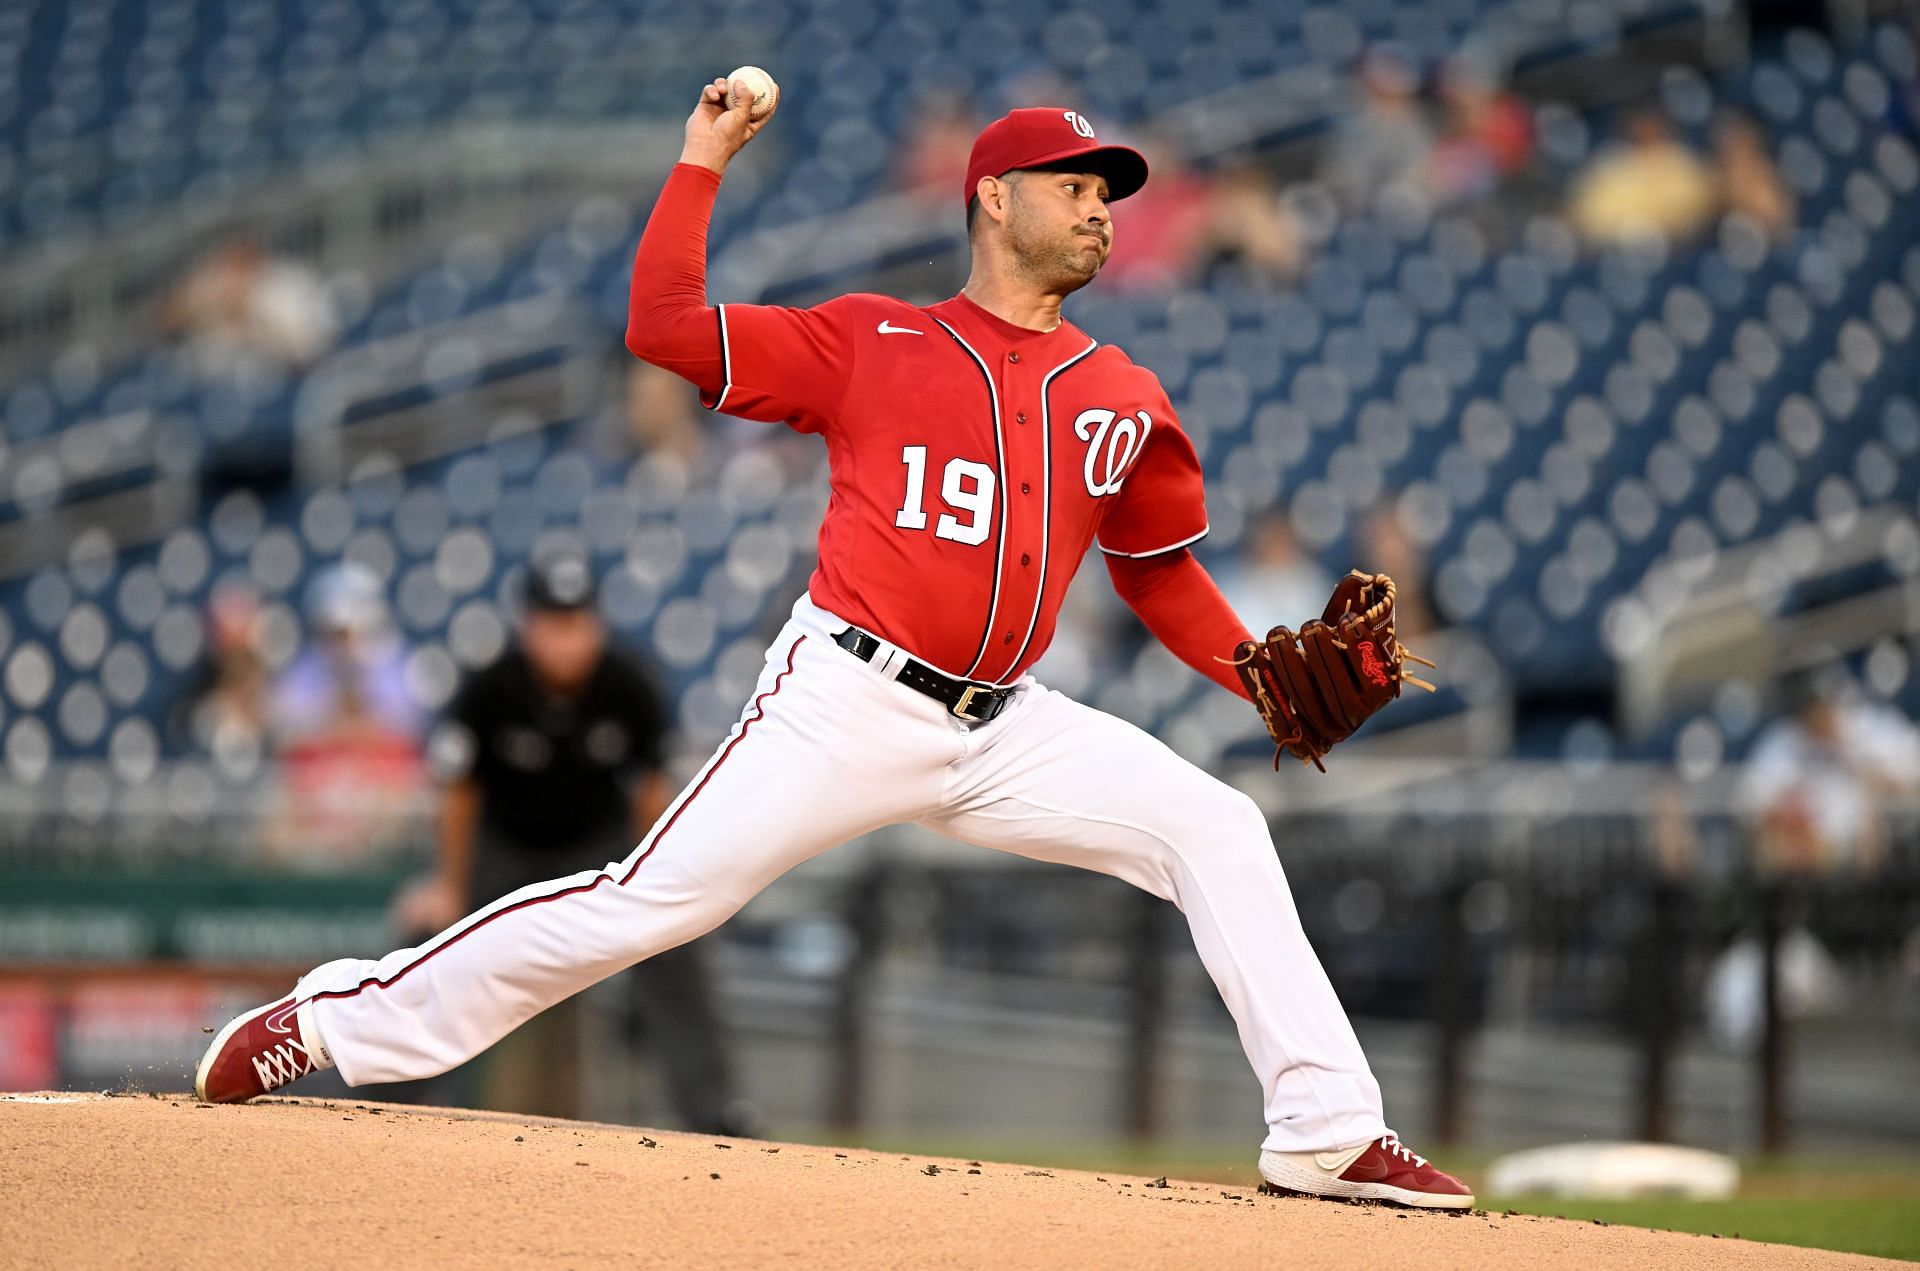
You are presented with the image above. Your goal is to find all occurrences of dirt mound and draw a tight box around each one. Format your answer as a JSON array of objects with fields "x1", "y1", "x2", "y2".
[{"x1": 0, "y1": 1094, "x2": 1892, "y2": 1269}]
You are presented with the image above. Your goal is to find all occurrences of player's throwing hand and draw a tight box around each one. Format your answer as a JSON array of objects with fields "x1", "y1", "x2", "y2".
[{"x1": 680, "y1": 73, "x2": 779, "y2": 175}]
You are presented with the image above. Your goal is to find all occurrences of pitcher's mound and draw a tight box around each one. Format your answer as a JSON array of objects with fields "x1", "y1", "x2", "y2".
[{"x1": 0, "y1": 1094, "x2": 1882, "y2": 1268}]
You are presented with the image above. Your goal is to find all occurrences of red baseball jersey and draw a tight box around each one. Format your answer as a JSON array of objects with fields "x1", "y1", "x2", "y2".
[{"x1": 705, "y1": 292, "x2": 1209, "y2": 684}]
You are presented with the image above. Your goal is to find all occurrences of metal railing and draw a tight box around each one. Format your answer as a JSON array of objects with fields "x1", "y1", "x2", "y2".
[
  {"x1": 1617, "y1": 505, "x2": 1920, "y2": 734},
  {"x1": 2, "y1": 763, "x2": 1910, "y2": 1151},
  {"x1": 0, "y1": 121, "x2": 681, "y2": 384}
]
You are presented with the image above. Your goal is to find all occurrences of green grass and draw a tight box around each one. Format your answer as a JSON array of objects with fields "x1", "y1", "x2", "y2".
[
  {"x1": 1482, "y1": 1196, "x2": 1920, "y2": 1262},
  {"x1": 1484, "y1": 1151, "x2": 1920, "y2": 1261},
  {"x1": 792, "y1": 1130, "x2": 1920, "y2": 1261}
]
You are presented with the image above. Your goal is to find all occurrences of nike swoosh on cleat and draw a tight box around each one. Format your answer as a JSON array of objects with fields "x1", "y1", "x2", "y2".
[
  {"x1": 1341, "y1": 1155, "x2": 1391, "y2": 1182},
  {"x1": 877, "y1": 321, "x2": 923, "y2": 335},
  {"x1": 264, "y1": 1001, "x2": 299, "y2": 1035}
]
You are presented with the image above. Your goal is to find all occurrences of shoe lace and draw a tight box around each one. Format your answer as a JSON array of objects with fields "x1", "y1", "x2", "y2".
[
  {"x1": 250, "y1": 1038, "x2": 314, "y2": 1090},
  {"x1": 1380, "y1": 1136, "x2": 1426, "y2": 1168}
]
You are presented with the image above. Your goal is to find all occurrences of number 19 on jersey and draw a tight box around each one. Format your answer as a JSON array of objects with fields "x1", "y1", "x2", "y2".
[{"x1": 894, "y1": 445, "x2": 996, "y2": 547}]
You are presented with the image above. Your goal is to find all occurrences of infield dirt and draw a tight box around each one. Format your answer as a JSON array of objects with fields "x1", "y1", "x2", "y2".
[{"x1": 0, "y1": 1093, "x2": 1900, "y2": 1269}]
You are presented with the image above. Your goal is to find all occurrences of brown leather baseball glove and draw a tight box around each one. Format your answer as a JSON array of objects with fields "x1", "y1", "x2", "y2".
[{"x1": 1230, "y1": 570, "x2": 1436, "y2": 771}]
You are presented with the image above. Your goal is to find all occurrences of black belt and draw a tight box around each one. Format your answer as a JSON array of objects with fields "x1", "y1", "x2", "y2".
[{"x1": 832, "y1": 627, "x2": 1016, "y2": 722}]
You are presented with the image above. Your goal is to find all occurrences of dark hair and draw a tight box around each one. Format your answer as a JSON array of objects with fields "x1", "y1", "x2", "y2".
[{"x1": 966, "y1": 170, "x2": 1024, "y2": 239}]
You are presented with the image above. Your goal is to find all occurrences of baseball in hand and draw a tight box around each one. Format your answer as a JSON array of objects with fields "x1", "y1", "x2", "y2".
[{"x1": 726, "y1": 65, "x2": 779, "y2": 119}]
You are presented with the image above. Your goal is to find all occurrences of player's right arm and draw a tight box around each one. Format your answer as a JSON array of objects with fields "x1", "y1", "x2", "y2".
[
  {"x1": 388, "y1": 773, "x2": 477, "y2": 936},
  {"x1": 435, "y1": 776, "x2": 481, "y2": 908},
  {"x1": 394, "y1": 676, "x2": 489, "y2": 934},
  {"x1": 624, "y1": 77, "x2": 855, "y2": 428}
]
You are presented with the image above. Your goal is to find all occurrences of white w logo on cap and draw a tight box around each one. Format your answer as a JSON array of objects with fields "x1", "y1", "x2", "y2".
[{"x1": 1062, "y1": 110, "x2": 1095, "y2": 139}]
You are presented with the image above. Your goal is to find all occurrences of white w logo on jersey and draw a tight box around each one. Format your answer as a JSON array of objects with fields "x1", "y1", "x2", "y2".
[{"x1": 1073, "y1": 408, "x2": 1152, "y2": 497}]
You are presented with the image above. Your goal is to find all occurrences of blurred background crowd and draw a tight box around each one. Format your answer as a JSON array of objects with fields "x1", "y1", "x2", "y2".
[{"x1": 0, "y1": 0, "x2": 1916, "y2": 1161}]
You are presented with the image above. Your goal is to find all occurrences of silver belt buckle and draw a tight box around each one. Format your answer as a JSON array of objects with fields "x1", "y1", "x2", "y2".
[{"x1": 952, "y1": 685, "x2": 988, "y2": 721}]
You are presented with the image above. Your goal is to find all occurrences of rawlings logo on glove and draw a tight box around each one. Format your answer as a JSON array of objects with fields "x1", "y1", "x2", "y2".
[
  {"x1": 1229, "y1": 570, "x2": 1435, "y2": 772},
  {"x1": 1355, "y1": 641, "x2": 1391, "y2": 688}
]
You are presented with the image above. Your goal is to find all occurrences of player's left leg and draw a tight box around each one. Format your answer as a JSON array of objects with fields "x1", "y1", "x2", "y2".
[{"x1": 919, "y1": 681, "x2": 1472, "y2": 1207}]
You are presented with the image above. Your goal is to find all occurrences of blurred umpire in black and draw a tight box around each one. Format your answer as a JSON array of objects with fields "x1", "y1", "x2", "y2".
[{"x1": 391, "y1": 550, "x2": 760, "y2": 1135}]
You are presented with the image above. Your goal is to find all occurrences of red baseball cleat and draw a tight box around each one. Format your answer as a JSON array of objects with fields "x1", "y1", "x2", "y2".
[
  {"x1": 194, "y1": 997, "x2": 327, "y2": 1103},
  {"x1": 1258, "y1": 1135, "x2": 1475, "y2": 1209}
]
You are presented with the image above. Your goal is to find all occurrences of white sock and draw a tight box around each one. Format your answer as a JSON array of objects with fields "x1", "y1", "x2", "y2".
[{"x1": 295, "y1": 999, "x2": 336, "y2": 1071}]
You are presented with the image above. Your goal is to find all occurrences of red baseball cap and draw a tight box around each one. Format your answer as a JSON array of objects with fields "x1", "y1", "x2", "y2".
[{"x1": 963, "y1": 108, "x2": 1149, "y2": 208}]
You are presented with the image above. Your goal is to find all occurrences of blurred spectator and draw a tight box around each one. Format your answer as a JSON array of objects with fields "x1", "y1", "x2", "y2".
[
  {"x1": 1737, "y1": 670, "x2": 1920, "y2": 876},
  {"x1": 392, "y1": 552, "x2": 759, "y2": 1133},
  {"x1": 620, "y1": 361, "x2": 712, "y2": 474},
  {"x1": 1427, "y1": 57, "x2": 1534, "y2": 206},
  {"x1": 273, "y1": 564, "x2": 421, "y2": 742},
  {"x1": 1567, "y1": 110, "x2": 1718, "y2": 247},
  {"x1": 267, "y1": 563, "x2": 425, "y2": 862},
  {"x1": 1713, "y1": 110, "x2": 1796, "y2": 239},
  {"x1": 1705, "y1": 921, "x2": 1849, "y2": 1051},
  {"x1": 160, "y1": 236, "x2": 339, "y2": 373},
  {"x1": 1096, "y1": 134, "x2": 1217, "y2": 292},
  {"x1": 1196, "y1": 161, "x2": 1308, "y2": 288},
  {"x1": 1358, "y1": 501, "x2": 1437, "y2": 638},
  {"x1": 1707, "y1": 671, "x2": 1886, "y2": 1053},
  {"x1": 897, "y1": 88, "x2": 981, "y2": 203},
  {"x1": 607, "y1": 357, "x2": 817, "y2": 482},
  {"x1": 170, "y1": 583, "x2": 271, "y2": 779},
  {"x1": 1219, "y1": 508, "x2": 1335, "y2": 630},
  {"x1": 1327, "y1": 47, "x2": 1435, "y2": 213}
]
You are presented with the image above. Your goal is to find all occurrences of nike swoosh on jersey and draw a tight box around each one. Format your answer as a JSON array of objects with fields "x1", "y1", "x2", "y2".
[{"x1": 877, "y1": 320, "x2": 924, "y2": 335}]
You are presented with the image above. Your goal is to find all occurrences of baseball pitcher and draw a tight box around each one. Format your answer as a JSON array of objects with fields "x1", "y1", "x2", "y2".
[{"x1": 198, "y1": 76, "x2": 1468, "y2": 1208}]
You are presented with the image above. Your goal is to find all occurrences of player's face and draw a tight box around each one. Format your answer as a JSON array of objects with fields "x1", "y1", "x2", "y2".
[
  {"x1": 1005, "y1": 170, "x2": 1113, "y2": 293},
  {"x1": 521, "y1": 608, "x2": 605, "y2": 694}
]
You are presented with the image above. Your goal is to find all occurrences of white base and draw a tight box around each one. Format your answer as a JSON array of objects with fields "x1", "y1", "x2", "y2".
[{"x1": 1485, "y1": 1142, "x2": 1739, "y2": 1200}]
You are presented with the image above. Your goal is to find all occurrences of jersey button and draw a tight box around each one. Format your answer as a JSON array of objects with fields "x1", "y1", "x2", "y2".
[
  {"x1": 1021, "y1": 482, "x2": 1031, "y2": 493},
  {"x1": 1021, "y1": 553, "x2": 1032, "y2": 565},
  {"x1": 1016, "y1": 412, "x2": 1028, "y2": 423},
  {"x1": 1003, "y1": 633, "x2": 1015, "y2": 644},
  {"x1": 1008, "y1": 352, "x2": 1021, "y2": 364}
]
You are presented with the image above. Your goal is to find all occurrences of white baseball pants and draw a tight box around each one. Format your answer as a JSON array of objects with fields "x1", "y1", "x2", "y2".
[{"x1": 295, "y1": 595, "x2": 1389, "y2": 1153}]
